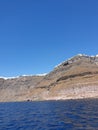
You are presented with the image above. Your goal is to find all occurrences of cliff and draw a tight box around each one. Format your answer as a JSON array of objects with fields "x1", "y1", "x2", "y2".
[{"x1": 1, "y1": 54, "x2": 98, "y2": 102}]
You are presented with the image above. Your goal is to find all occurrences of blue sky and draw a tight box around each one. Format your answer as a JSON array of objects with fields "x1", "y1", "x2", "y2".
[{"x1": 0, "y1": 0, "x2": 98, "y2": 77}]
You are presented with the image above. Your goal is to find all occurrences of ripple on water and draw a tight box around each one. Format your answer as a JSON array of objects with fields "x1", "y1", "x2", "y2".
[{"x1": 0, "y1": 99, "x2": 98, "y2": 130}]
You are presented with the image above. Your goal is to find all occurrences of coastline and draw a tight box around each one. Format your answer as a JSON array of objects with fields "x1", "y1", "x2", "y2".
[{"x1": 0, "y1": 96, "x2": 98, "y2": 103}]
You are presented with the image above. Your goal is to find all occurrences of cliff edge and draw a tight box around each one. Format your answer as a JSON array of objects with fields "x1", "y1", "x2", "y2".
[{"x1": 1, "y1": 54, "x2": 98, "y2": 102}]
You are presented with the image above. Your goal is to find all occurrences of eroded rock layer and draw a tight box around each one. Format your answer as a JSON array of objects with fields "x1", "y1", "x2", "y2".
[{"x1": 1, "y1": 54, "x2": 98, "y2": 102}]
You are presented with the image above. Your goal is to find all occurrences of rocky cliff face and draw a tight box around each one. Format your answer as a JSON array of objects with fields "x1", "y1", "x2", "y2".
[
  {"x1": 1, "y1": 54, "x2": 98, "y2": 102},
  {"x1": 0, "y1": 76, "x2": 44, "y2": 102}
]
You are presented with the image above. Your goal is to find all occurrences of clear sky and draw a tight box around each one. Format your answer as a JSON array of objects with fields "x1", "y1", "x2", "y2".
[{"x1": 0, "y1": 0, "x2": 98, "y2": 77}]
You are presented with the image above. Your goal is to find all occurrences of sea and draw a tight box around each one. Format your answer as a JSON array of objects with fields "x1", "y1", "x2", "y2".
[{"x1": 0, "y1": 99, "x2": 98, "y2": 130}]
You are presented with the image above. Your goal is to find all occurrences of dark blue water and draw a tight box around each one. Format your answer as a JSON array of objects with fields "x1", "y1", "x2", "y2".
[{"x1": 0, "y1": 99, "x2": 98, "y2": 130}]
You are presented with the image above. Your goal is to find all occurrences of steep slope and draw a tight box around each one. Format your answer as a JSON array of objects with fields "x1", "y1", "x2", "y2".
[
  {"x1": 30, "y1": 54, "x2": 98, "y2": 100},
  {"x1": 0, "y1": 54, "x2": 98, "y2": 102},
  {"x1": 0, "y1": 76, "x2": 44, "y2": 102}
]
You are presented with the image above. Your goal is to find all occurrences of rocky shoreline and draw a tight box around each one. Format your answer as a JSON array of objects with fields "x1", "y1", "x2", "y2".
[{"x1": 0, "y1": 54, "x2": 98, "y2": 102}]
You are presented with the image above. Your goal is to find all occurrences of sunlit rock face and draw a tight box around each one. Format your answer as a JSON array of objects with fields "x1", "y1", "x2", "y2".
[{"x1": 1, "y1": 54, "x2": 98, "y2": 102}]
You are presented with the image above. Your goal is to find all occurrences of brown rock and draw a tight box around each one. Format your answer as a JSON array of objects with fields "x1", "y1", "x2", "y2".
[{"x1": 1, "y1": 54, "x2": 98, "y2": 102}]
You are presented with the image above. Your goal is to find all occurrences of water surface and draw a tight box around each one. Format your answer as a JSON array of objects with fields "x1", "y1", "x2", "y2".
[{"x1": 0, "y1": 99, "x2": 98, "y2": 130}]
